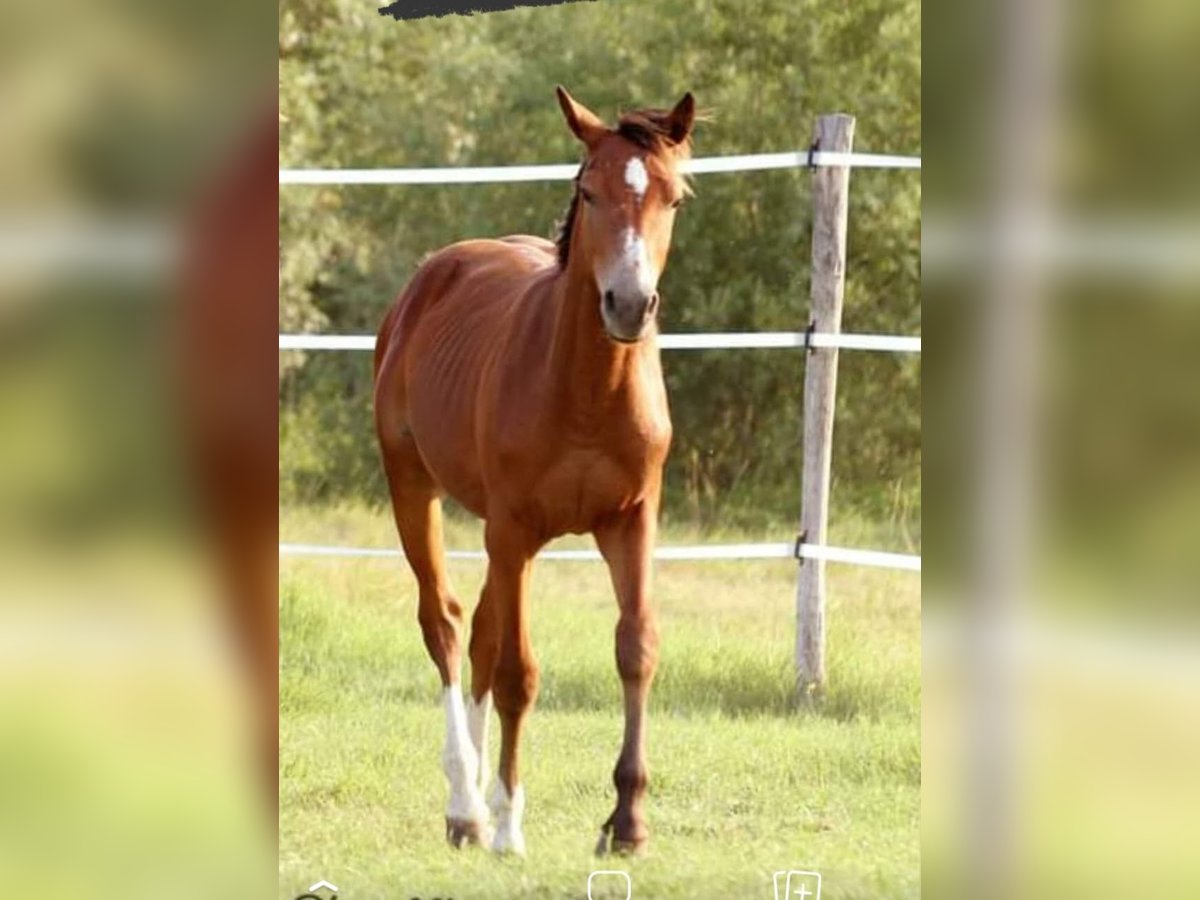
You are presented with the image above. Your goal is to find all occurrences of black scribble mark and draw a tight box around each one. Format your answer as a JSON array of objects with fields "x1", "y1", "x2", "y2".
[{"x1": 379, "y1": 0, "x2": 596, "y2": 22}]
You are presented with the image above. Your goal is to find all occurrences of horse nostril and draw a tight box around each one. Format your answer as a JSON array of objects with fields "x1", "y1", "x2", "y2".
[
  {"x1": 603, "y1": 290, "x2": 615, "y2": 313},
  {"x1": 646, "y1": 292, "x2": 660, "y2": 316}
]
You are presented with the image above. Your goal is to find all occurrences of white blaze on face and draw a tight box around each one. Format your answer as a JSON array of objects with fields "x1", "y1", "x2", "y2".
[
  {"x1": 598, "y1": 226, "x2": 658, "y2": 305},
  {"x1": 621, "y1": 227, "x2": 657, "y2": 294},
  {"x1": 596, "y1": 157, "x2": 661, "y2": 335},
  {"x1": 625, "y1": 156, "x2": 649, "y2": 203}
]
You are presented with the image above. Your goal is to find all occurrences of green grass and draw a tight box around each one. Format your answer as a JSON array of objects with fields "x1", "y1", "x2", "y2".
[{"x1": 280, "y1": 505, "x2": 920, "y2": 899}]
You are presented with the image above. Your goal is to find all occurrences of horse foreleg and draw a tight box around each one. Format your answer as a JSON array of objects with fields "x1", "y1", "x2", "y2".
[
  {"x1": 595, "y1": 502, "x2": 661, "y2": 855},
  {"x1": 485, "y1": 517, "x2": 540, "y2": 855}
]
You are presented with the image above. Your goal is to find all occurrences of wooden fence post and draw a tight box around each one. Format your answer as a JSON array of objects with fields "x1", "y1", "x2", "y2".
[{"x1": 796, "y1": 113, "x2": 855, "y2": 697}]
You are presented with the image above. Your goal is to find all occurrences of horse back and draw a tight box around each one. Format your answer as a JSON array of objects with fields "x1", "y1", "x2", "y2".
[{"x1": 377, "y1": 237, "x2": 554, "y2": 374}]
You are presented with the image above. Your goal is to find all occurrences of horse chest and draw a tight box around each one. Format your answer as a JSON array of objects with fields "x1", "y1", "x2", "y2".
[
  {"x1": 531, "y1": 448, "x2": 653, "y2": 534},
  {"x1": 483, "y1": 338, "x2": 672, "y2": 534},
  {"x1": 486, "y1": 408, "x2": 665, "y2": 531}
]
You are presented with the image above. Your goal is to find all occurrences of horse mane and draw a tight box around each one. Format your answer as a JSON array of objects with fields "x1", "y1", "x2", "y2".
[
  {"x1": 555, "y1": 107, "x2": 694, "y2": 268},
  {"x1": 555, "y1": 176, "x2": 583, "y2": 268}
]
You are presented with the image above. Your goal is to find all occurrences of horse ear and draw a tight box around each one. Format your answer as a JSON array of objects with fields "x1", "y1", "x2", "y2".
[
  {"x1": 556, "y1": 85, "x2": 606, "y2": 146},
  {"x1": 667, "y1": 92, "x2": 696, "y2": 145}
]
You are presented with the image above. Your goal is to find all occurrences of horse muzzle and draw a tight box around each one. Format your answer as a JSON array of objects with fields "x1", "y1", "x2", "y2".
[{"x1": 601, "y1": 289, "x2": 659, "y2": 343}]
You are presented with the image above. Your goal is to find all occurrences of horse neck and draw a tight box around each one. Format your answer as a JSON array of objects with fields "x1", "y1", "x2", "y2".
[{"x1": 547, "y1": 254, "x2": 661, "y2": 410}]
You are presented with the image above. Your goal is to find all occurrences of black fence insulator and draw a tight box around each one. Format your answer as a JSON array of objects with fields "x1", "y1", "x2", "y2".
[
  {"x1": 804, "y1": 320, "x2": 817, "y2": 352},
  {"x1": 807, "y1": 138, "x2": 821, "y2": 169},
  {"x1": 793, "y1": 531, "x2": 808, "y2": 562}
]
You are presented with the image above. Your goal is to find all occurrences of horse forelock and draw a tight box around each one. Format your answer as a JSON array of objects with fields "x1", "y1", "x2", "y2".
[{"x1": 615, "y1": 108, "x2": 695, "y2": 157}]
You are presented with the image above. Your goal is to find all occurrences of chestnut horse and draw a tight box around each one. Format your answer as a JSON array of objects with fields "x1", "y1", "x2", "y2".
[{"x1": 373, "y1": 87, "x2": 695, "y2": 855}]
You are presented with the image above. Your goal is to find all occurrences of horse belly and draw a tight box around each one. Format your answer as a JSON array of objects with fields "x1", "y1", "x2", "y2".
[{"x1": 408, "y1": 402, "x2": 488, "y2": 516}]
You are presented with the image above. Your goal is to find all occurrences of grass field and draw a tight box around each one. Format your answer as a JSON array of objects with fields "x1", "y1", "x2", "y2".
[{"x1": 280, "y1": 505, "x2": 920, "y2": 900}]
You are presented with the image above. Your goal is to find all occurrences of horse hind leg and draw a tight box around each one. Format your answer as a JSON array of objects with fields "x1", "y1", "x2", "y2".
[
  {"x1": 380, "y1": 432, "x2": 490, "y2": 847},
  {"x1": 467, "y1": 583, "x2": 499, "y2": 798}
]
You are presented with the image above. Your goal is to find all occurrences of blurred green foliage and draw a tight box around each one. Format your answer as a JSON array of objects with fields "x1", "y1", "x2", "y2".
[{"x1": 279, "y1": 0, "x2": 920, "y2": 532}]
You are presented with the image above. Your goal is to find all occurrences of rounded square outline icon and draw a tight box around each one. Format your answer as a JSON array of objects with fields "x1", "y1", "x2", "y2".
[{"x1": 587, "y1": 870, "x2": 632, "y2": 900}]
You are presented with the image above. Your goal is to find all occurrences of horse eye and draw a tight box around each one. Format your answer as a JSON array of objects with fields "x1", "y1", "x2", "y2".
[
  {"x1": 670, "y1": 197, "x2": 685, "y2": 210},
  {"x1": 580, "y1": 188, "x2": 595, "y2": 205}
]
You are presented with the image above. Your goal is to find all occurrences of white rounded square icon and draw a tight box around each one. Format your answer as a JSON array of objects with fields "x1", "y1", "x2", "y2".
[
  {"x1": 773, "y1": 870, "x2": 822, "y2": 900},
  {"x1": 587, "y1": 869, "x2": 632, "y2": 900}
]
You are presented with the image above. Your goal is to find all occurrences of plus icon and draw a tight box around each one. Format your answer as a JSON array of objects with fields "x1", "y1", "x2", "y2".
[{"x1": 774, "y1": 870, "x2": 822, "y2": 900}]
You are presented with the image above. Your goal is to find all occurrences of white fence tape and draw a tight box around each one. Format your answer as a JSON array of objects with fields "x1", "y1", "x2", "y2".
[
  {"x1": 279, "y1": 542, "x2": 920, "y2": 571},
  {"x1": 806, "y1": 332, "x2": 921, "y2": 352},
  {"x1": 795, "y1": 543, "x2": 921, "y2": 571},
  {"x1": 280, "y1": 164, "x2": 577, "y2": 185},
  {"x1": 686, "y1": 150, "x2": 921, "y2": 173},
  {"x1": 279, "y1": 150, "x2": 920, "y2": 186},
  {"x1": 279, "y1": 332, "x2": 920, "y2": 353}
]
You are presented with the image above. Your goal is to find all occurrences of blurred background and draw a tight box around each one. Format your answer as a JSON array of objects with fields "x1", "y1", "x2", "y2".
[
  {"x1": 1, "y1": 0, "x2": 274, "y2": 898},
  {"x1": 924, "y1": 0, "x2": 1200, "y2": 897}
]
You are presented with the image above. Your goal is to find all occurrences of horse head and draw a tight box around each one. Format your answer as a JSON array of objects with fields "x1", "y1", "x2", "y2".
[{"x1": 555, "y1": 86, "x2": 696, "y2": 343}]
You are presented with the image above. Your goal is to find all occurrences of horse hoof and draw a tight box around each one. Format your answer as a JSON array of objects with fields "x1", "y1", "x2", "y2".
[
  {"x1": 594, "y1": 827, "x2": 647, "y2": 857},
  {"x1": 490, "y1": 826, "x2": 526, "y2": 856},
  {"x1": 611, "y1": 836, "x2": 647, "y2": 856},
  {"x1": 445, "y1": 816, "x2": 490, "y2": 849}
]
